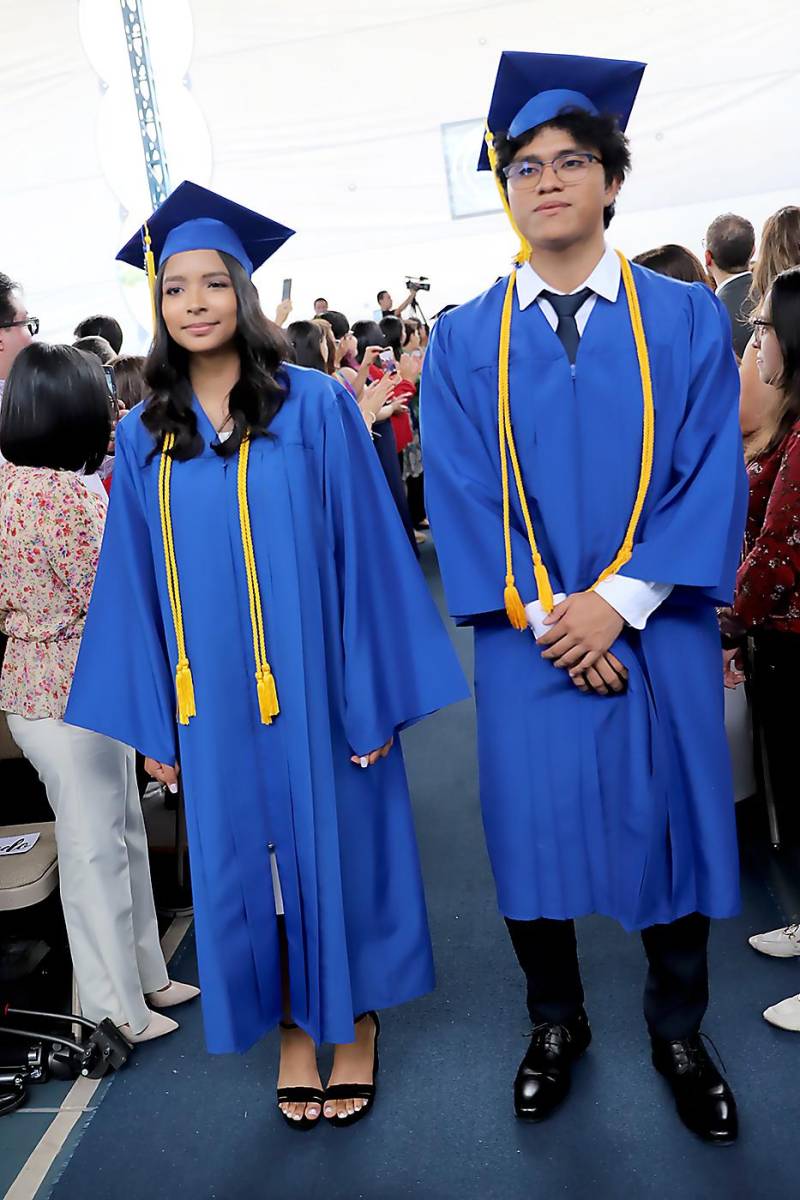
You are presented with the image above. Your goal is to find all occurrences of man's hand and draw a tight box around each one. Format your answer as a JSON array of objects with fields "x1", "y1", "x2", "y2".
[
  {"x1": 350, "y1": 737, "x2": 394, "y2": 768},
  {"x1": 723, "y1": 647, "x2": 746, "y2": 689},
  {"x1": 569, "y1": 651, "x2": 628, "y2": 696},
  {"x1": 143, "y1": 757, "x2": 180, "y2": 794},
  {"x1": 537, "y1": 591, "x2": 625, "y2": 673}
]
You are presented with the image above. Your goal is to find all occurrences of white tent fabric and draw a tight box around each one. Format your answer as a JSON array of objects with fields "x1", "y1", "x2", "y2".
[{"x1": 2, "y1": 0, "x2": 798, "y2": 348}]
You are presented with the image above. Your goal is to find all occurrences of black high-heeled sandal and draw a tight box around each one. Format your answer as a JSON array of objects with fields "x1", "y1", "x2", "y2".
[
  {"x1": 324, "y1": 1011, "x2": 381, "y2": 1128},
  {"x1": 276, "y1": 1022, "x2": 324, "y2": 1132}
]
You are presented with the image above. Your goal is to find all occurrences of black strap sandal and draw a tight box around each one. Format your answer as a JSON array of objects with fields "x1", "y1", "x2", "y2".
[
  {"x1": 276, "y1": 1021, "x2": 323, "y2": 1132},
  {"x1": 324, "y1": 1011, "x2": 381, "y2": 1128}
]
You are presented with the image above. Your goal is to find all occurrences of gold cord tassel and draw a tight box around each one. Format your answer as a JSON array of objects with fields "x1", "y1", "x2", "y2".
[
  {"x1": 175, "y1": 657, "x2": 197, "y2": 725},
  {"x1": 143, "y1": 221, "x2": 158, "y2": 334},
  {"x1": 504, "y1": 580, "x2": 528, "y2": 631},
  {"x1": 256, "y1": 667, "x2": 280, "y2": 725}
]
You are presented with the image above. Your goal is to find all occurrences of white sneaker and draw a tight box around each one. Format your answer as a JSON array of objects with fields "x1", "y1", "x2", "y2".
[
  {"x1": 763, "y1": 994, "x2": 800, "y2": 1032},
  {"x1": 748, "y1": 923, "x2": 800, "y2": 957}
]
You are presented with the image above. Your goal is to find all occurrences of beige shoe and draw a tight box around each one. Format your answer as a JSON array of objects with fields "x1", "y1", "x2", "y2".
[
  {"x1": 146, "y1": 980, "x2": 201, "y2": 1009},
  {"x1": 763, "y1": 994, "x2": 800, "y2": 1032},
  {"x1": 119, "y1": 1010, "x2": 179, "y2": 1043}
]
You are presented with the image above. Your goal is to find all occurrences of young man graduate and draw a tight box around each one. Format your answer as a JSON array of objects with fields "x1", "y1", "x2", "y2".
[{"x1": 421, "y1": 52, "x2": 748, "y2": 1143}]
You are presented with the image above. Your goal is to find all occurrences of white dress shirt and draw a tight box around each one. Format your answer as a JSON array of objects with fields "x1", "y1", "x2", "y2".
[{"x1": 516, "y1": 245, "x2": 673, "y2": 636}]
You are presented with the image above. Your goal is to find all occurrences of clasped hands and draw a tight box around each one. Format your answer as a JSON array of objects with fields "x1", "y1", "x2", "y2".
[{"x1": 536, "y1": 591, "x2": 628, "y2": 696}]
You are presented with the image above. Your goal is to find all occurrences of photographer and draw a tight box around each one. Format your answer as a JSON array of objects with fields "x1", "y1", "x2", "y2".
[{"x1": 376, "y1": 278, "x2": 427, "y2": 319}]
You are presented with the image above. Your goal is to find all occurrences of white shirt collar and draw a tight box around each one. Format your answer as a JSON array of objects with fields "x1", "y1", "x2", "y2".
[
  {"x1": 515, "y1": 243, "x2": 621, "y2": 311},
  {"x1": 717, "y1": 270, "x2": 751, "y2": 292}
]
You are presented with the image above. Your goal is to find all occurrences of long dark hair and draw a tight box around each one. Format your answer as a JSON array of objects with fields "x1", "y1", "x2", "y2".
[
  {"x1": 141, "y1": 251, "x2": 289, "y2": 460},
  {"x1": 351, "y1": 320, "x2": 385, "y2": 363},
  {"x1": 286, "y1": 320, "x2": 327, "y2": 372},
  {"x1": 0, "y1": 343, "x2": 111, "y2": 474},
  {"x1": 748, "y1": 267, "x2": 800, "y2": 459},
  {"x1": 379, "y1": 316, "x2": 404, "y2": 360}
]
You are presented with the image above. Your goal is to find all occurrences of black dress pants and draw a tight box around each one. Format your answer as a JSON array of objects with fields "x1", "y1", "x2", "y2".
[
  {"x1": 750, "y1": 629, "x2": 800, "y2": 828},
  {"x1": 505, "y1": 912, "x2": 710, "y2": 1042}
]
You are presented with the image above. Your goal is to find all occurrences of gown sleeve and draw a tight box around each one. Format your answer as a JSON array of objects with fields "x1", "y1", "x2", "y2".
[
  {"x1": 618, "y1": 283, "x2": 749, "y2": 605},
  {"x1": 64, "y1": 415, "x2": 179, "y2": 765},
  {"x1": 420, "y1": 312, "x2": 540, "y2": 624},
  {"x1": 320, "y1": 384, "x2": 469, "y2": 756}
]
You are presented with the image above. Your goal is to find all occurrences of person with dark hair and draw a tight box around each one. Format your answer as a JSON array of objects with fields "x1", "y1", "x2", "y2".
[
  {"x1": 73, "y1": 314, "x2": 124, "y2": 355},
  {"x1": 113, "y1": 354, "x2": 147, "y2": 412},
  {"x1": 633, "y1": 244, "x2": 713, "y2": 287},
  {"x1": 422, "y1": 52, "x2": 747, "y2": 1142},
  {"x1": 73, "y1": 335, "x2": 116, "y2": 366},
  {"x1": 0, "y1": 272, "x2": 37, "y2": 420},
  {"x1": 0, "y1": 342, "x2": 188, "y2": 1044},
  {"x1": 64, "y1": 182, "x2": 466, "y2": 1129},
  {"x1": 377, "y1": 287, "x2": 419, "y2": 319},
  {"x1": 286, "y1": 319, "x2": 330, "y2": 373},
  {"x1": 312, "y1": 297, "x2": 328, "y2": 316},
  {"x1": 720, "y1": 268, "x2": 800, "y2": 1029},
  {"x1": 704, "y1": 214, "x2": 755, "y2": 358}
]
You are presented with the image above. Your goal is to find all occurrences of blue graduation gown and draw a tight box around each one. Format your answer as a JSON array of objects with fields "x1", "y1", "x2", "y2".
[
  {"x1": 421, "y1": 266, "x2": 748, "y2": 931},
  {"x1": 66, "y1": 365, "x2": 468, "y2": 1052}
]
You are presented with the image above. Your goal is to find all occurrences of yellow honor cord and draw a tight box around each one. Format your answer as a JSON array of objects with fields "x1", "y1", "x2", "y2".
[
  {"x1": 237, "y1": 436, "x2": 280, "y2": 725},
  {"x1": 498, "y1": 252, "x2": 655, "y2": 627},
  {"x1": 143, "y1": 221, "x2": 158, "y2": 334},
  {"x1": 158, "y1": 434, "x2": 196, "y2": 724},
  {"x1": 158, "y1": 432, "x2": 279, "y2": 726},
  {"x1": 485, "y1": 125, "x2": 532, "y2": 267}
]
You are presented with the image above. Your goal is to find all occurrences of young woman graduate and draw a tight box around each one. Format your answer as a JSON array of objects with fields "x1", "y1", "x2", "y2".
[
  {"x1": 421, "y1": 53, "x2": 748, "y2": 1144},
  {"x1": 65, "y1": 182, "x2": 468, "y2": 1130}
]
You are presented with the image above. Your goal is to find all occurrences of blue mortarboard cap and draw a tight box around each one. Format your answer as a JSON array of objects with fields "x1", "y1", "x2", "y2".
[
  {"x1": 116, "y1": 180, "x2": 295, "y2": 276},
  {"x1": 479, "y1": 51, "x2": 646, "y2": 171}
]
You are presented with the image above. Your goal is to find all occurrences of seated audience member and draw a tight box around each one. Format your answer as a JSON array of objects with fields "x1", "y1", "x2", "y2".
[
  {"x1": 73, "y1": 335, "x2": 116, "y2": 365},
  {"x1": 313, "y1": 317, "x2": 338, "y2": 377},
  {"x1": 0, "y1": 342, "x2": 198, "y2": 1043},
  {"x1": 704, "y1": 213, "x2": 756, "y2": 358},
  {"x1": 73, "y1": 314, "x2": 123, "y2": 355},
  {"x1": 719, "y1": 267, "x2": 800, "y2": 1031},
  {"x1": 740, "y1": 207, "x2": 800, "y2": 444},
  {"x1": 633, "y1": 244, "x2": 713, "y2": 286}
]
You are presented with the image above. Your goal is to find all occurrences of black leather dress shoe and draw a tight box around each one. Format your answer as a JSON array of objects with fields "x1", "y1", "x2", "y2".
[
  {"x1": 513, "y1": 1010, "x2": 591, "y2": 1121},
  {"x1": 652, "y1": 1034, "x2": 738, "y2": 1144}
]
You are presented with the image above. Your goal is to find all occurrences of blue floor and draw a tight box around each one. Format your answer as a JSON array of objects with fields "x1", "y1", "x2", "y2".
[{"x1": 41, "y1": 546, "x2": 800, "y2": 1200}]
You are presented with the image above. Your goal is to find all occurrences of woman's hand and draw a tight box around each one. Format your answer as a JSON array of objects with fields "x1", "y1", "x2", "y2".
[
  {"x1": 398, "y1": 352, "x2": 421, "y2": 384},
  {"x1": 275, "y1": 299, "x2": 293, "y2": 327},
  {"x1": 723, "y1": 647, "x2": 746, "y2": 689},
  {"x1": 144, "y1": 757, "x2": 180, "y2": 794},
  {"x1": 360, "y1": 373, "x2": 397, "y2": 423},
  {"x1": 350, "y1": 737, "x2": 394, "y2": 768}
]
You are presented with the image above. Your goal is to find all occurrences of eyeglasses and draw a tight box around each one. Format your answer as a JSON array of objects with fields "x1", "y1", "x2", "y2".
[
  {"x1": 0, "y1": 317, "x2": 39, "y2": 336},
  {"x1": 503, "y1": 151, "x2": 603, "y2": 191},
  {"x1": 752, "y1": 317, "x2": 773, "y2": 345}
]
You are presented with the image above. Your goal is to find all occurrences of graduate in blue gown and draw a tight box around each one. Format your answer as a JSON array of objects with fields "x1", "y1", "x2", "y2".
[
  {"x1": 421, "y1": 53, "x2": 747, "y2": 1141},
  {"x1": 65, "y1": 182, "x2": 468, "y2": 1129}
]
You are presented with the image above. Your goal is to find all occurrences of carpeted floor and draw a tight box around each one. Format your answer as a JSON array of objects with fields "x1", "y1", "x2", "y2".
[{"x1": 43, "y1": 546, "x2": 800, "y2": 1200}]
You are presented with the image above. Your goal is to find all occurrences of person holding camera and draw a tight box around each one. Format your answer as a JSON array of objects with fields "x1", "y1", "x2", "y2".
[
  {"x1": 376, "y1": 281, "x2": 424, "y2": 320},
  {"x1": 0, "y1": 343, "x2": 193, "y2": 1044}
]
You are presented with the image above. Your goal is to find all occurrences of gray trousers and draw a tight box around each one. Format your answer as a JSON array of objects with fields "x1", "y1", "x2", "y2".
[{"x1": 7, "y1": 715, "x2": 168, "y2": 1033}]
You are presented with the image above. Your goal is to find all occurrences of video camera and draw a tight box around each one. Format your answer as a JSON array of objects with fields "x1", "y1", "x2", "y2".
[{"x1": 405, "y1": 276, "x2": 431, "y2": 293}]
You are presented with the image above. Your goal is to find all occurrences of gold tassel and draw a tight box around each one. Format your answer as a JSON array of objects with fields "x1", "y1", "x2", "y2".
[
  {"x1": 533, "y1": 563, "x2": 554, "y2": 615},
  {"x1": 256, "y1": 668, "x2": 280, "y2": 725},
  {"x1": 143, "y1": 221, "x2": 158, "y2": 334},
  {"x1": 175, "y1": 657, "x2": 197, "y2": 726},
  {"x1": 504, "y1": 581, "x2": 528, "y2": 631}
]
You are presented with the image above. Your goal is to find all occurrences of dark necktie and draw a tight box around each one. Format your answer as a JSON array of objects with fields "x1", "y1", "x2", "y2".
[{"x1": 539, "y1": 287, "x2": 594, "y2": 365}]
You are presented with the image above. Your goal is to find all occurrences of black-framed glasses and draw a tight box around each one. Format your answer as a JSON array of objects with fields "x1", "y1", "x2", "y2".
[
  {"x1": 752, "y1": 317, "x2": 773, "y2": 344},
  {"x1": 503, "y1": 151, "x2": 603, "y2": 190},
  {"x1": 0, "y1": 317, "x2": 39, "y2": 336}
]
